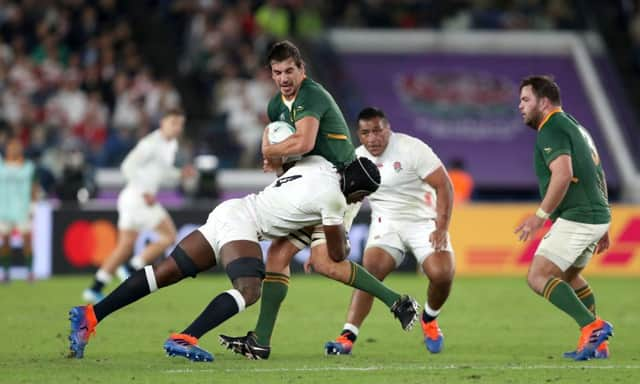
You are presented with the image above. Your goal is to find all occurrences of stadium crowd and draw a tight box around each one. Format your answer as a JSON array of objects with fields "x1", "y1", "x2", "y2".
[
  {"x1": 0, "y1": 0, "x2": 182, "y2": 196},
  {"x1": 0, "y1": 0, "x2": 636, "y2": 199}
]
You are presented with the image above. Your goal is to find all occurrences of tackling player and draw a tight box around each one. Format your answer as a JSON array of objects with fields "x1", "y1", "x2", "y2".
[{"x1": 67, "y1": 156, "x2": 418, "y2": 362}]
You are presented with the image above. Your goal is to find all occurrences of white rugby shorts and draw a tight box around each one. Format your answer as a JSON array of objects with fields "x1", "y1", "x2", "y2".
[
  {"x1": 197, "y1": 198, "x2": 261, "y2": 262},
  {"x1": 535, "y1": 218, "x2": 609, "y2": 271},
  {"x1": 366, "y1": 216, "x2": 453, "y2": 267},
  {"x1": 117, "y1": 187, "x2": 169, "y2": 231}
]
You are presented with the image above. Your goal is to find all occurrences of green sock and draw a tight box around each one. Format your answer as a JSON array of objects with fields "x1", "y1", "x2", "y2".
[
  {"x1": 543, "y1": 278, "x2": 595, "y2": 327},
  {"x1": 254, "y1": 272, "x2": 289, "y2": 346},
  {"x1": 575, "y1": 285, "x2": 596, "y2": 315},
  {"x1": 347, "y1": 261, "x2": 400, "y2": 308}
]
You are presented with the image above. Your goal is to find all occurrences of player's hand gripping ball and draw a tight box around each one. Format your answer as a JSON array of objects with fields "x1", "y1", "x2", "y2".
[{"x1": 266, "y1": 121, "x2": 296, "y2": 144}]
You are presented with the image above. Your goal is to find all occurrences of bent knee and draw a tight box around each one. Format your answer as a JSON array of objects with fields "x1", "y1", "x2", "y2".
[
  {"x1": 312, "y1": 260, "x2": 341, "y2": 280},
  {"x1": 361, "y1": 261, "x2": 392, "y2": 280},
  {"x1": 159, "y1": 232, "x2": 177, "y2": 247},
  {"x1": 166, "y1": 232, "x2": 177, "y2": 245},
  {"x1": 236, "y1": 281, "x2": 262, "y2": 306},
  {"x1": 427, "y1": 265, "x2": 455, "y2": 285},
  {"x1": 526, "y1": 270, "x2": 550, "y2": 294}
]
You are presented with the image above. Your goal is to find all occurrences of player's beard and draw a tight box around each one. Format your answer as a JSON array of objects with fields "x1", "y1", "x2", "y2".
[{"x1": 524, "y1": 108, "x2": 543, "y2": 130}]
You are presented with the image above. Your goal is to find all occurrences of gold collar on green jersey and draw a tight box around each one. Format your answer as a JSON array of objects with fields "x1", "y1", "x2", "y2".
[{"x1": 538, "y1": 107, "x2": 563, "y2": 131}]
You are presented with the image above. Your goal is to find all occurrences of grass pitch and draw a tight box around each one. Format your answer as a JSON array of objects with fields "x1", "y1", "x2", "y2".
[{"x1": 1, "y1": 274, "x2": 638, "y2": 383}]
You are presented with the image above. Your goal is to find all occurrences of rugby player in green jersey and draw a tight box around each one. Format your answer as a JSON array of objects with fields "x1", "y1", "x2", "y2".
[
  {"x1": 261, "y1": 41, "x2": 355, "y2": 172},
  {"x1": 515, "y1": 75, "x2": 613, "y2": 360},
  {"x1": 220, "y1": 41, "x2": 418, "y2": 359}
]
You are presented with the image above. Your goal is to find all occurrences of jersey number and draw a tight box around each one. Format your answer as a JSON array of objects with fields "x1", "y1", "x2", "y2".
[
  {"x1": 275, "y1": 175, "x2": 302, "y2": 187},
  {"x1": 577, "y1": 125, "x2": 600, "y2": 166}
]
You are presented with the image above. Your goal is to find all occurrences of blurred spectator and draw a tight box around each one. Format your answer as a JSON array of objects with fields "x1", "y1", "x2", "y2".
[
  {"x1": 72, "y1": 91, "x2": 108, "y2": 157},
  {"x1": 112, "y1": 73, "x2": 143, "y2": 132},
  {"x1": 448, "y1": 158, "x2": 474, "y2": 204},
  {"x1": 255, "y1": 0, "x2": 290, "y2": 38},
  {"x1": 56, "y1": 138, "x2": 96, "y2": 203},
  {"x1": 144, "y1": 77, "x2": 181, "y2": 126},
  {"x1": 215, "y1": 63, "x2": 264, "y2": 168},
  {"x1": 292, "y1": 0, "x2": 324, "y2": 38},
  {"x1": 46, "y1": 75, "x2": 88, "y2": 128}
]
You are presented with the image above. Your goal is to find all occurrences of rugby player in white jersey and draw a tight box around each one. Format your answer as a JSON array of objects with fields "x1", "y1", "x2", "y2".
[
  {"x1": 82, "y1": 108, "x2": 195, "y2": 303},
  {"x1": 324, "y1": 107, "x2": 455, "y2": 356},
  {"x1": 67, "y1": 155, "x2": 420, "y2": 362}
]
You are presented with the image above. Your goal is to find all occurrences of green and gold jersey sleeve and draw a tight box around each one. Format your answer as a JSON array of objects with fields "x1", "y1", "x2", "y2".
[
  {"x1": 536, "y1": 124, "x2": 572, "y2": 166},
  {"x1": 291, "y1": 82, "x2": 327, "y2": 122}
]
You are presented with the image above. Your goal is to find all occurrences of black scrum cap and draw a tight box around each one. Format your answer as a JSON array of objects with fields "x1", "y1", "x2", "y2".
[{"x1": 341, "y1": 157, "x2": 381, "y2": 196}]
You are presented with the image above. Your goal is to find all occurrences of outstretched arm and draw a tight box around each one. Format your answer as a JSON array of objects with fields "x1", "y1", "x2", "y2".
[
  {"x1": 515, "y1": 154, "x2": 572, "y2": 241},
  {"x1": 424, "y1": 166, "x2": 453, "y2": 251}
]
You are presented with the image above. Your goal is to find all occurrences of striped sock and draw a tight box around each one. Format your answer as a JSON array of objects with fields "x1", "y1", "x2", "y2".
[
  {"x1": 543, "y1": 277, "x2": 595, "y2": 328},
  {"x1": 347, "y1": 261, "x2": 400, "y2": 308},
  {"x1": 254, "y1": 272, "x2": 289, "y2": 346},
  {"x1": 575, "y1": 285, "x2": 596, "y2": 315}
]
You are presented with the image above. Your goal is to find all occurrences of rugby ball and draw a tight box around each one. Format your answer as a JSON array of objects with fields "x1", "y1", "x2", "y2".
[{"x1": 267, "y1": 121, "x2": 295, "y2": 144}]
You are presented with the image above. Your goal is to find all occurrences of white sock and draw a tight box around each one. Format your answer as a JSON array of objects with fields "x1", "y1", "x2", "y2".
[
  {"x1": 130, "y1": 255, "x2": 145, "y2": 270},
  {"x1": 343, "y1": 323, "x2": 359, "y2": 336},
  {"x1": 96, "y1": 269, "x2": 113, "y2": 284},
  {"x1": 226, "y1": 289, "x2": 246, "y2": 312},
  {"x1": 144, "y1": 265, "x2": 158, "y2": 292},
  {"x1": 424, "y1": 302, "x2": 441, "y2": 318}
]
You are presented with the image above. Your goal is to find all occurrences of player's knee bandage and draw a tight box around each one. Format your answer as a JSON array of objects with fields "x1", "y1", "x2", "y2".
[
  {"x1": 170, "y1": 246, "x2": 199, "y2": 278},
  {"x1": 225, "y1": 257, "x2": 265, "y2": 281}
]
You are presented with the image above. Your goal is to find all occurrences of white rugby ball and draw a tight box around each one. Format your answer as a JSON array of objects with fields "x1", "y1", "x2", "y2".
[{"x1": 267, "y1": 121, "x2": 295, "y2": 144}]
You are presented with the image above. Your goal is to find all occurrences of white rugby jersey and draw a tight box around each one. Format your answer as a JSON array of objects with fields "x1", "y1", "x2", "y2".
[
  {"x1": 246, "y1": 156, "x2": 347, "y2": 238},
  {"x1": 120, "y1": 129, "x2": 180, "y2": 194},
  {"x1": 356, "y1": 133, "x2": 442, "y2": 221}
]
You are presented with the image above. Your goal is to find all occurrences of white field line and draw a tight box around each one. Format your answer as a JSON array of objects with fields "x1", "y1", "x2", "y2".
[{"x1": 165, "y1": 364, "x2": 640, "y2": 374}]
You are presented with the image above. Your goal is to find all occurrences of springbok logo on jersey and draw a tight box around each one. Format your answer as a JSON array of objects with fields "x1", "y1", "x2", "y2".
[{"x1": 393, "y1": 161, "x2": 402, "y2": 173}]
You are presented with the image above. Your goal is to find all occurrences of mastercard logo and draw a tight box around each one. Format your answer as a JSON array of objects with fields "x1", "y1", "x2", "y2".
[{"x1": 63, "y1": 220, "x2": 118, "y2": 267}]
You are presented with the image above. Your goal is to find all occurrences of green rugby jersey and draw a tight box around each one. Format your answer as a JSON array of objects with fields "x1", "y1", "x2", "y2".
[
  {"x1": 267, "y1": 77, "x2": 356, "y2": 168},
  {"x1": 0, "y1": 160, "x2": 35, "y2": 223},
  {"x1": 534, "y1": 109, "x2": 610, "y2": 224}
]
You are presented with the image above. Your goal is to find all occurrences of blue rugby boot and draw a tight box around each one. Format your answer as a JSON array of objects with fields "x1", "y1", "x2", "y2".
[
  {"x1": 68, "y1": 305, "x2": 97, "y2": 358},
  {"x1": 421, "y1": 318, "x2": 444, "y2": 353},
  {"x1": 164, "y1": 333, "x2": 214, "y2": 362},
  {"x1": 573, "y1": 318, "x2": 613, "y2": 361},
  {"x1": 324, "y1": 335, "x2": 353, "y2": 356}
]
